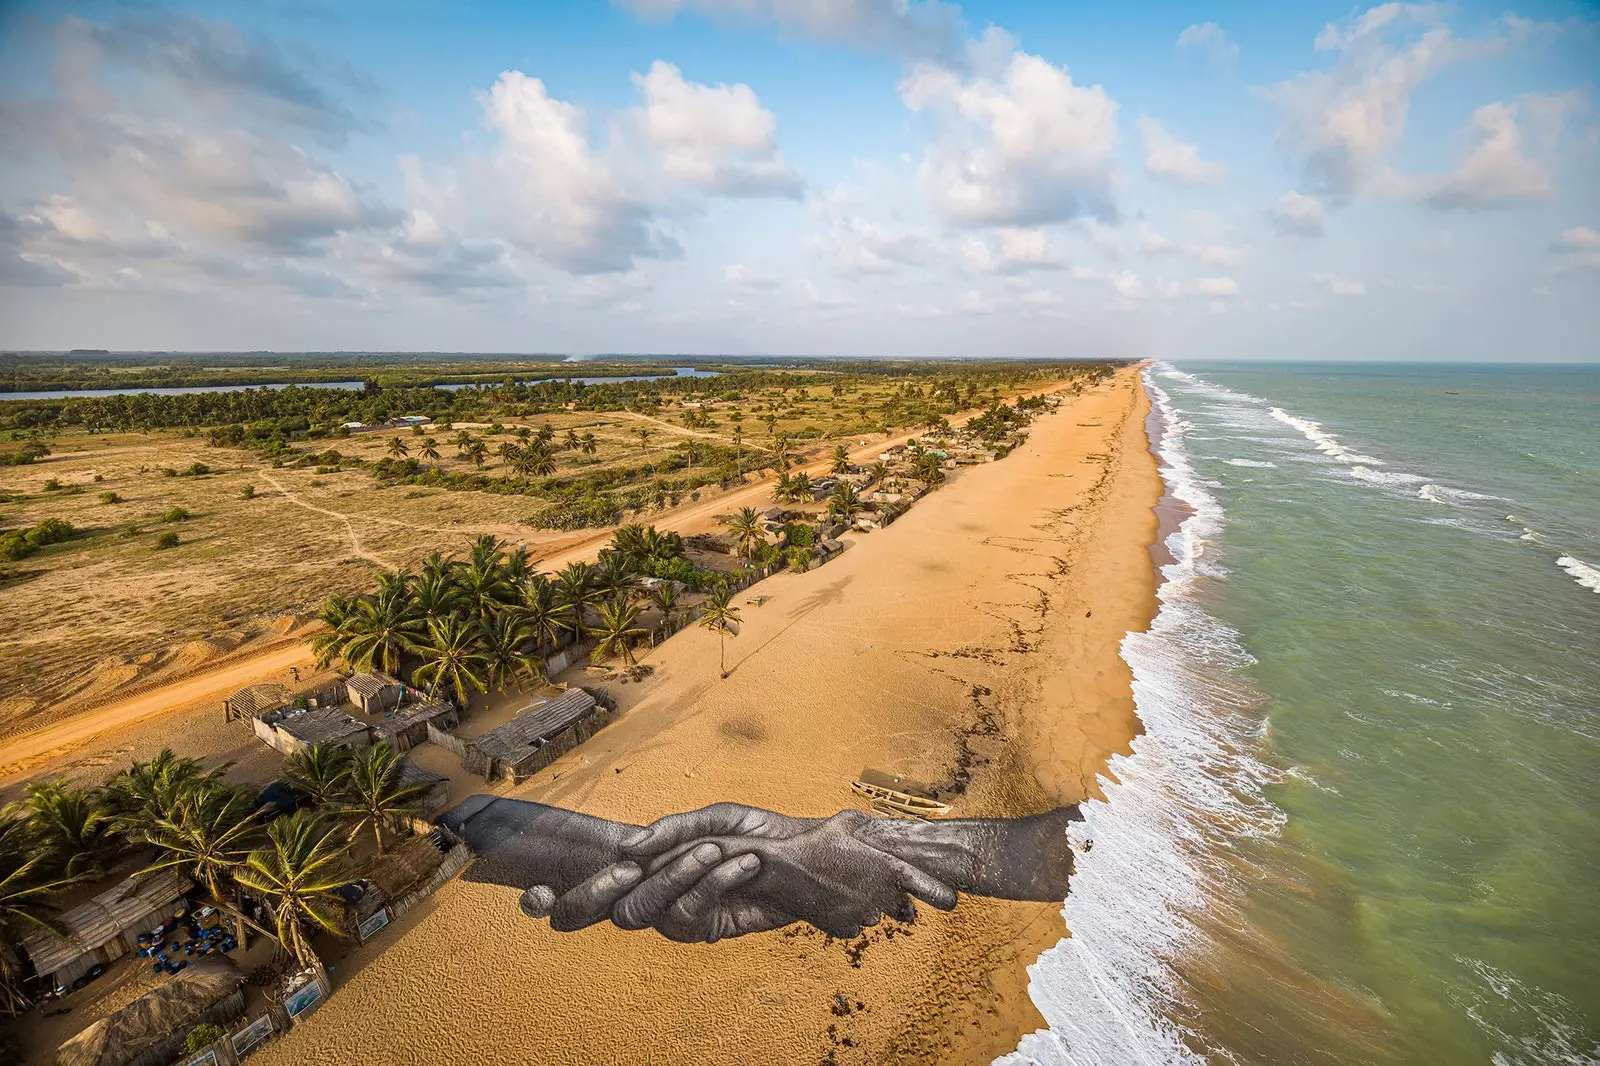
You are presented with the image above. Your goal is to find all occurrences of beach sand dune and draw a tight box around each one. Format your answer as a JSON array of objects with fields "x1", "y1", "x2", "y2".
[{"x1": 251, "y1": 369, "x2": 1160, "y2": 1066}]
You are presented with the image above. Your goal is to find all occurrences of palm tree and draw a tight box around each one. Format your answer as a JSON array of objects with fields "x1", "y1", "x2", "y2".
[
  {"x1": 771, "y1": 472, "x2": 794, "y2": 502},
  {"x1": 634, "y1": 426, "x2": 654, "y2": 452},
  {"x1": 386, "y1": 437, "x2": 408, "y2": 459},
  {"x1": 649, "y1": 583, "x2": 682, "y2": 638},
  {"x1": 790, "y1": 471, "x2": 812, "y2": 501},
  {"x1": 786, "y1": 545, "x2": 818, "y2": 573},
  {"x1": 580, "y1": 432, "x2": 598, "y2": 455},
  {"x1": 555, "y1": 562, "x2": 602, "y2": 634},
  {"x1": 515, "y1": 575, "x2": 575, "y2": 650},
  {"x1": 135, "y1": 784, "x2": 262, "y2": 907},
  {"x1": 593, "y1": 561, "x2": 642, "y2": 603},
  {"x1": 18, "y1": 780, "x2": 117, "y2": 877},
  {"x1": 283, "y1": 745, "x2": 353, "y2": 807},
  {"x1": 732, "y1": 426, "x2": 744, "y2": 473},
  {"x1": 456, "y1": 552, "x2": 512, "y2": 619},
  {"x1": 339, "y1": 744, "x2": 426, "y2": 854},
  {"x1": 587, "y1": 596, "x2": 647, "y2": 667},
  {"x1": 772, "y1": 436, "x2": 792, "y2": 470},
  {"x1": 726, "y1": 507, "x2": 766, "y2": 559},
  {"x1": 479, "y1": 612, "x2": 540, "y2": 692},
  {"x1": 420, "y1": 437, "x2": 441, "y2": 462},
  {"x1": 515, "y1": 427, "x2": 533, "y2": 445},
  {"x1": 103, "y1": 750, "x2": 227, "y2": 837},
  {"x1": 914, "y1": 451, "x2": 945, "y2": 488},
  {"x1": 412, "y1": 616, "x2": 489, "y2": 707},
  {"x1": 826, "y1": 482, "x2": 863, "y2": 524},
  {"x1": 334, "y1": 585, "x2": 424, "y2": 674},
  {"x1": 523, "y1": 444, "x2": 557, "y2": 478},
  {"x1": 830, "y1": 445, "x2": 850, "y2": 475},
  {"x1": 310, "y1": 593, "x2": 359, "y2": 670},
  {"x1": 497, "y1": 442, "x2": 519, "y2": 464},
  {"x1": 698, "y1": 587, "x2": 742, "y2": 679},
  {"x1": 453, "y1": 430, "x2": 475, "y2": 453},
  {"x1": 0, "y1": 831, "x2": 85, "y2": 1011},
  {"x1": 536, "y1": 424, "x2": 556, "y2": 448},
  {"x1": 234, "y1": 811, "x2": 351, "y2": 969},
  {"x1": 411, "y1": 568, "x2": 462, "y2": 624},
  {"x1": 563, "y1": 428, "x2": 581, "y2": 451},
  {"x1": 467, "y1": 440, "x2": 488, "y2": 469}
]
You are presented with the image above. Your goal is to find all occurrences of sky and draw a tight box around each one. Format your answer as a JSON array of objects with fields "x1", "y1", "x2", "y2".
[{"x1": 0, "y1": 0, "x2": 1596, "y2": 361}]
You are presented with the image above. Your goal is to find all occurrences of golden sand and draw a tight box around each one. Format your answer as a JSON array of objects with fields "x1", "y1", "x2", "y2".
[{"x1": 243, "y1": 367, "x2": 1161, "y2": 1066}]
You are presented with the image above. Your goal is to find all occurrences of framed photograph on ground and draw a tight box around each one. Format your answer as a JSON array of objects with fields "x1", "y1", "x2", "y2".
[
  {"x1": 231, "y1": 1013, "x2": 274, "y2": 1057},
  {"x1": 180, "y1": 1051, "x2": 218, "y2": 1066},
  {"x1": 356, "y1": 906, "x2": 391, "y2": 943},
  {"x1": 283, "y1": 977, "x2": 325, "y2": 1020}
]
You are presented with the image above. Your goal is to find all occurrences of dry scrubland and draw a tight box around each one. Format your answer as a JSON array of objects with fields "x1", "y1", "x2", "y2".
[{"x1": 0, "y1": 372, "x2": 1074, "y2": 738}]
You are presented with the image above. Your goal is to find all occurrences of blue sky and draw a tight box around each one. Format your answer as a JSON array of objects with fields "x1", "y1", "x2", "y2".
[{"x1": 0, "y1": 0, "x2": 1596, "y2": 360}]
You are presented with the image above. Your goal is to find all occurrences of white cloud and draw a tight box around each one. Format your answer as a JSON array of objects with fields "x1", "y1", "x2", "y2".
[
  {"x1": 960, "y1": 227, "x2": 1062, "y2": 273},
  {"x1": 1139, "y1": 117, "x2": 1226, "y2": 186},
  {"x1": 1271, "y1": 191, "x2": 1325, "y2": 236},
  {"x1": 1426, "y1": 98, "x2": 1568, "y2": 210},
  {"x1": 724, "y1": 263, "x2": 780, "y2": 287},
  {"x1": 900, "y1": 37, "x2": 1119, "y2": 226},
  {"x1": 1194, "y1": 276, "x2": 1240, "y2": 296},
  {"x1": 1313, "y1": 271, "x2": 1366, "y2": 296},
  {"x1": 806, "y1": 188, "x2": 935, "y2": 275},
  {"x1": 625, "y1": 60, "x2": 802, "y2": 197},
  {"x1": 1548, "y1": 225, "x2": 1600, "y2": 271},
  {"x1": 1265, "y1": 4, "x2": 1506, "y2": 198},
  {"x1": 1176, "y1": 22, "x2": 1238, "y2": 72},
  {"x1": 621, "y1": 0, "x2": 966, "y2": 61}
]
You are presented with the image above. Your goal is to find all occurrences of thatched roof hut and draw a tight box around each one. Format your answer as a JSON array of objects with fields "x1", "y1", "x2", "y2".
[
  {"x1": 22, "y1": 871, "x2": 191, "y2": 991},
  {"x1": 55, "y1": 957, "x2": 243, "y2": 1066},
  {"x1": 223, "y1": 683, "x2": 292, "y2": 722},
  {"x1": 346, "y1": 671, "x2": 404, "y2": 714},
  {"x1": 472, "y1": 689, "x2": 602, "y2": 783}
]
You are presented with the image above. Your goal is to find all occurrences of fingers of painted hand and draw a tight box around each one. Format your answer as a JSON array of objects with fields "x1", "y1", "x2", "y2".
[
  {"x1": 890, "y1": 854, "x2": 959, "y2": 911},
  {"x1": 654, "y1": 853, "x2": 762, "y2": 942},
  {"x1": 547, "y1": 863, "x2": 642, "y2": 932},
  {"x1": 620, "y1": 803, "x2": 804, "y2": 857},
  {"x1": 518, "y1": 885, "x2": 558, "y2": 919},
  {"x1": 612, "y1": 842, "x2": 727, "y2": 931}
]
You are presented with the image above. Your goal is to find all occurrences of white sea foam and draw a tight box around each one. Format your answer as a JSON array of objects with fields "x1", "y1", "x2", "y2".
[
  {"x1": 1351, "y1": 466, "x2": 1428, "y2": 486},
  {"x1": 1268, "y1": 407, "x2": 1383, "y2": 465},
  {"x1": 1556, "y1": 555, "x2": 1600, "y2": 593},
  {"x1": 1222, "y1": 458, "x2": 1276, "y2": 468},
  {"x1": 999, "y1": 369, "x2": 1284, "y2": 1066}
]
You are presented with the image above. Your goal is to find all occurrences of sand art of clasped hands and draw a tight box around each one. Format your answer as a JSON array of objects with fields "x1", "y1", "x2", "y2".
[{"x1": 442, "y1": 797, "x2": 1081, "y2": 943}]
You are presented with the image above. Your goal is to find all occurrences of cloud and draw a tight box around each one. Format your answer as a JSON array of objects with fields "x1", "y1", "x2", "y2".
[
  {"x1": 1264, "y1": 4, "x2": 1509, "y2": 198},
  {"x1": 1139, "y1": 117, "x2": 1226, "y2": 187},
  {"x1": 1548, "y1": 225, "x2": 1600, "y2": 271},
  {"x1": 1313, "y1": 271, "x2": 1366, "y2": 296},
  {"x1": 619, "y1": 0, "x2": 966, "y2": 61},
  {"x1": 625, "y1": 61, "x2": 803, "y2": 197},
  {"x1": 900, "y1": 36, "x2": 1119, "y2": 226},
  {"x1": 477, "y1": 71, "x2": 678, "y2": 274},
  {"x1": 1176, "y1": 22, "x2": 1238, "y2": 72},
  {"x1": 960, "y1": 228, "x2": 1062, "y2": 273},
  {"x1": 1425, "y1": 97, "x2": 1572, "y2": 210},
  {"x1": 1271, "y1": 191, "x2": 1325, "y2": 236},
  {"x1": 1194, "y1": 276, "x2": 1239, "y2": 296},
  {"x1": 724, "y1": 263, "x2": 781, "y2": 287}
]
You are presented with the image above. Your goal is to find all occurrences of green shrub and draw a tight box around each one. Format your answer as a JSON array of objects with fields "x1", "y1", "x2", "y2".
[
  {"x1": 308, "y1": 479, "x2": 326, "y2": 488},
  {"x1": 240, "y1": 485, "x2": 255, "y2": 499},
  {"x1": 783, "y1": 522, "x2": 816, "y2": 547},
  {"x1": 42, "y1": 478, "x2": 62, "y2": 491},
  {"x1": 161, "y1": 467, "x2": 178, "y2": 477},
  {"x1": 184, "y1": 462, "x2": 211, "y2": 476},
  {"x1": 0, "y1": 517, "x2": 75, "y2": 561},
  {"x1": 99, "y1": 491, "x2": 122, "y2": 504},
  {"x1": 160, "y1": 507, "x2": 190, "y2": 522},
  {"x1": 155, "y1": 531, "x2": 179, "y2": 550},
  {"x1": 180, "y1": 1024, "x2": 226, "y2": 1056}
]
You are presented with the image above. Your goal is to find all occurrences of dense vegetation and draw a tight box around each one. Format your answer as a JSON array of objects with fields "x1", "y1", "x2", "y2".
[{"x1": 0, "y1": 744, "x2": 425, "y2": 1011}]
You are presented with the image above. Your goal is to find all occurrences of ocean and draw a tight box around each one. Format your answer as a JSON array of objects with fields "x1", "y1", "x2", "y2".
[{"x1": 1004, "y1": 362, "x2": 1599, "y2": 1066}]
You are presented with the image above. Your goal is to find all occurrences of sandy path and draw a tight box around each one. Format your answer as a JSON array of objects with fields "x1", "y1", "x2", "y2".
[
  {"x1": 0, "y1": 642, "x2": 314, "y2": 780},
  {"x1": 250, "y1": 369, "x2": 1160, "y2": 1066}
]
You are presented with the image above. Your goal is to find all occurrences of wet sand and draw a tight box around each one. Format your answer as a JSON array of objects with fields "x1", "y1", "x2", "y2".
[{"x1": 246, "y1": 367, "x2": 1163, "y2": 1066}]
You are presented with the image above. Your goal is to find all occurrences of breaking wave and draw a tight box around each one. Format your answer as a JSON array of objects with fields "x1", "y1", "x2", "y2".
[{"x1": 1556, "y1": 556, "x2": 1600, "y2": 594}]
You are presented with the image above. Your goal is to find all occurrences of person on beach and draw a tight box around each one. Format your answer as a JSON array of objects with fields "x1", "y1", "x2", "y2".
[{"x1": 440, "y1": 797, "x2": 1081, "y2": 944}]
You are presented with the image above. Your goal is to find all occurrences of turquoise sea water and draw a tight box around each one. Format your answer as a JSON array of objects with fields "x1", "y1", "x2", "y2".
[{"x1": 1006, "y1": 363, "x2": 1598, "y2": 1066}]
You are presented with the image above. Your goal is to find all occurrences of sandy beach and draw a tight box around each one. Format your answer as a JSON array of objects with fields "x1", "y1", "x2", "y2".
[{"x1": 235, "y1": 367, "x2": 1160, "y2": 1066}]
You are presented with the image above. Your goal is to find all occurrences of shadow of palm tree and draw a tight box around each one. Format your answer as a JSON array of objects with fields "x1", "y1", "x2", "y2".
[{"x1": 724, "y1": 573, "x2": 853, "y2": 678}]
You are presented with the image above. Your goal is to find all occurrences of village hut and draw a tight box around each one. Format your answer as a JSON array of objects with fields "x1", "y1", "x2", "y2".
[
  {"x1": 22, "y1": 871, "x2": 192, "y2": 994},
  {"x1": 470, "y1": 689, "x2": 604, "y2": 783},
  {"x1": 252, "y1": 705, "x2": 370, "y2": 756},
  {"x1": 55, "y1": 958, "x2": 244, "y2": 1066},
  {"x1": 368, "y1": 694, "x2": 458, "y2": 753},
  {"x1": 396, "y1": 759, "x2": 450, "y2": 813},
  {"x1": 345, "y1": 671, "x2": 405, "y2": 714},
  {"x1": 222, "y1": 683, "x2": 292, "y2": 723}
]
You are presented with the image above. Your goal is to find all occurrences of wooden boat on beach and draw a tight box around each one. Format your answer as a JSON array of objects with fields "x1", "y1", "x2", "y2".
[{"x1": 851, "y1": 780, "x2": 951, "y2": 819}]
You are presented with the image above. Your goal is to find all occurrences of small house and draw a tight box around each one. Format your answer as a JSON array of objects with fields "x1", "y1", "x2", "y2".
[
  {"x1": 21, "y1": 870, "x2": 192, "y2": 993},
  {"x1": 347, "y1": 671, "x2": 405, "y2": 714},
  {"x1": 396, "y1": 759, "x2": 451, "y2": 813},
  {"x1": 370, "y1": 695, "x2": 459, "y2": 753},
  {"x1": 253, "y1": 706, "x2": 370, "y2": 756},
  {"x1": 471, "y1": 689, "x2": 605, "y2": 783},
  {"x1": 54, "y1": 958, "x2": 244, "y2": 1066}
]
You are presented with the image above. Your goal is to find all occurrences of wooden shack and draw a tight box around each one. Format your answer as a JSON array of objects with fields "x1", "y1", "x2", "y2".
[
  {"x1": 368, "y1": 695, "x2": 458, "y2": 754},
  {"x1": 252, "y1": 706, "x2": 370, "y2": 756},
  {"x1": 55, "y1": 957, "x2": 244, "y2": 1066},
  {"x1": 470, "y1": 689, "x2": 607, "y2": 783},
  {"x1": 346, "y1": 671, "x2": 405, "y2": 714},
  {"x1": 21, "y1": 870, "x2": 192, "y2": 993}
]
